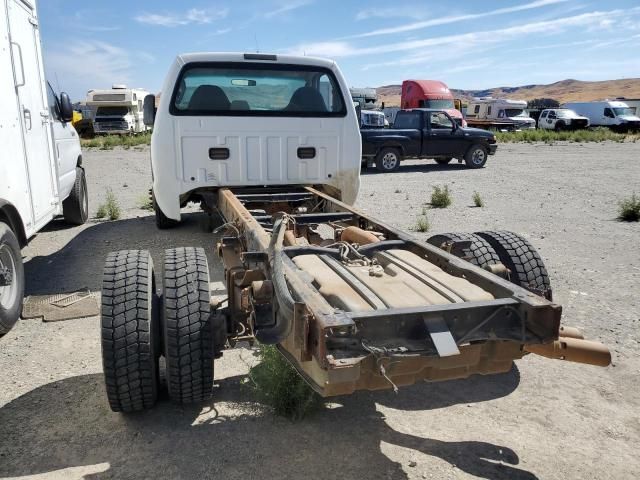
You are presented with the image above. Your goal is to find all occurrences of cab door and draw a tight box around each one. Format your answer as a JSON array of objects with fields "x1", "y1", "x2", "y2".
[
  {"x1": 8, "y1": 0, "x2": 58, "y2": 225},
  {"x1": 424, "y1": 111, "x2": 459, "y2": 156}
]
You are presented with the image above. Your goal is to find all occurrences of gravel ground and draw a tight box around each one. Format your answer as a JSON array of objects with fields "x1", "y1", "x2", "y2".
[{"x1": 0, "y1": 142, "x2": 638, "y2": 480}]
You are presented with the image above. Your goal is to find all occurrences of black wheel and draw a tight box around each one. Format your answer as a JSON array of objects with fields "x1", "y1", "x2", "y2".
[
  {"x1": 0, "y1": 223, "x2": 24, "y2": 336},
  {"x1": 376, "y1": 147, "x2": 401, "y2": 172},
  {"x1": 100, "y1": 250, "x2": 160, "y2": 412},
  {"x1": 435, "y1": 157, "x2": 453, "y2": 165},
  {"x1": 162, "y1": 247, "x2": 213, "y2": 404},
  {"x1": 475, "y1": 231, "x2": 552, "y2": 299},
  {"x1": 427, "y1": 232, "x2": 500, "y2": 268},
  {"x1": 554, "y1": 121, "x2": 565, "y2": 132},
  {"x1": 154, "y1": 193, "x2": 179, "y2": 229},
  {"x1": 63, "y1": 167, "x2": 89, "y2": 225},
  {"x1": 464, "y1": 144, "x2": 488, "y2": 168}
]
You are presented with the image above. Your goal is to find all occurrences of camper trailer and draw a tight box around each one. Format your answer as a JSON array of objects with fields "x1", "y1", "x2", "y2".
[
  {"x1": 563, "y1": 100, "x2": 640, "y2": 131},
  {"x1": 1, "y1": 0, "x2": 88, "y2": 336},
  {"x1": 86, "y1": 85, "x2": 150, "y2": 134},
  {"x1": 465, "y1": 98, "x2": 536, "y2": 130}
]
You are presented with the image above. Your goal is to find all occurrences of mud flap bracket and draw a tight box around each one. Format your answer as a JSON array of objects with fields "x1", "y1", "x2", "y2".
[{"x1": 423, "y1": 315, "x2": 460, "y2": 357}]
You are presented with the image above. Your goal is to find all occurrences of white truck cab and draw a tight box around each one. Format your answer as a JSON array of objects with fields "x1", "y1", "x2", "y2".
[
  {"x1": 87, "y1": 85, "x2": 150, "y2": 135},
  {"x1": 145, "y1": 52, "x2": 361, "y2": 227},
  {"x1": 538, "y1": 108, "x2": 590, "y2": 131},
  {"x1": 1, "y1": 0, "x2": 88, "y2": 335},
  {"x1": 562, "y1": 101, "x2": 640, "y2": 131}
]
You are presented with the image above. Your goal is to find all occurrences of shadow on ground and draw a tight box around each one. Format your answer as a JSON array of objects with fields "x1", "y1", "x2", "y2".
[
  {"x1": 362, "y1": 162, "x2": 470, "y2": 175},
  {"x1": 24, "y1": 212, "x2": 223, "y2": 296},
  {"x1": 0, "y1": 367, "x2": 538, "y2": 480}
]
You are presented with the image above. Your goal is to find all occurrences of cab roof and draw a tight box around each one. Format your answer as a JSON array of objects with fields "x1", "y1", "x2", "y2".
[{"x1": 175, "y1": 52, "x2": 337, "y2": 70}]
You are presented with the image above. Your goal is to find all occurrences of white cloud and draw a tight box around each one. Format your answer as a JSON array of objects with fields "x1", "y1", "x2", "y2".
[
  {"x1": 355, "y1": 7, "x2": 428, "y2": 21},
  {"x1": 347, "y1": 0, "x2": 569, "y2": 39},
  {"x1": 134, "y1": 8, "x2": 228, "y2": 27},
  {"x1": 264, "y1": 0, "x2": 313, "y2": 19}
]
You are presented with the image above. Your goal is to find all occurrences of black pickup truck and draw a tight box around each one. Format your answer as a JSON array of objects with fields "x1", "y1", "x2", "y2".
[{"x1": 361, "y1": 109, "x2": 498, "y2": 172}]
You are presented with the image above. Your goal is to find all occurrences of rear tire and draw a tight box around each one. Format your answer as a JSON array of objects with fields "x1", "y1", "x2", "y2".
[
  {"x1": 376, "y1": 147, "x2": 401, "y2": 173},
  {"x1": 63, "y1": 167, "x2": 89, "y2": 225},
  {"x1": 475, "y1": 231, "x2": 552, "y2": 299},
  {"x1": 162, "y1": 247, "x2": 213, "y2": 405},
  {"x1": 554, "y1": 121, "x2": 565, "y2": 132},
  {"x1": 100, "y1": 250, "x2": 159, "y2": 412},
  {"x1": 427, "y1": 232, "x2": 500, "y2": 268},
  {"x1": 464, "y1": 144, "x2": 488, "y2": 168},
  {"x1": 0, "y1": 223, "x2": 24, "y2": 336}
]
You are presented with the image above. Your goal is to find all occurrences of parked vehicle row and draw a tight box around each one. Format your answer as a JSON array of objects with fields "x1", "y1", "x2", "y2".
[{"x1": 1, "y1": 0, "x2": 88, "y2": 336}]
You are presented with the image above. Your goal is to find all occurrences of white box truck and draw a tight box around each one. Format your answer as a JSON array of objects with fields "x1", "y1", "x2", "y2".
[
  {"x1": 1, "y1": 0, "x2": 89, "y2": 336},
  {"x1": 562, "y1": 100, "x2": 640, "y2": 132},
  {"x1": 86, "y1": 85, "x2": 150, "y2": 135}
]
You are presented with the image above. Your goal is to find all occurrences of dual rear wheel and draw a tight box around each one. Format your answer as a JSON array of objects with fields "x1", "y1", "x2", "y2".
[{"x1": 100, "y1": 247, "x2": 215, "y2": 412}]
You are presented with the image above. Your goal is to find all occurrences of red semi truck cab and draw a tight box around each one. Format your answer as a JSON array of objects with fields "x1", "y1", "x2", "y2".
[{"x1": 401, "y1": 80, "x2": 466, "y2": 127}]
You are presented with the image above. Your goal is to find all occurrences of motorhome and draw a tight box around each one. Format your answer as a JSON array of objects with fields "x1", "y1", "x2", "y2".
[
  {"x1": 400, "y1": 80, "x2": 465, "y2": 126},
  {"x1": 86, "y1": 85, "x2": 150, "y2": 134},
  {"x1": 563, "y1": 100, "x2": 640, "y2": 131},
  {"x1": 465, "y1": 98, "x2": 536, "y2": 130},
  {"x1": 1, "y1": 0, "x2": 88, "y2": 336}
]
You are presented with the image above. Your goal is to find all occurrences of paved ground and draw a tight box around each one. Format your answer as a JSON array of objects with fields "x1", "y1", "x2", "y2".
[{"x1": 0, "y1": 142, "x2": 638, "y2": 480}]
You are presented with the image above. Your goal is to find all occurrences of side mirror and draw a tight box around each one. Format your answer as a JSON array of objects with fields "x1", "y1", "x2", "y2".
[
  {"x1": 59, "y1": 92, "x2": 73, "y2": 122},
  {"x1": 143, "y1": 94, "x2": 156, "y2": 126}
]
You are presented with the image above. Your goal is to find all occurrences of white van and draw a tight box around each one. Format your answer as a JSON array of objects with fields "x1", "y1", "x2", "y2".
[
  {"x1": 1, "y1": 0, "x2": 88, "y2": 335},
  {"x1": 143, "y1": 52, "x2": 361, "y2": 227},
  {"x1": 86, "y1": 85, "x2": 150, "y2": 135},
  {"x1": 563, "y1": 101, "x2": 640, "y2": 131}
]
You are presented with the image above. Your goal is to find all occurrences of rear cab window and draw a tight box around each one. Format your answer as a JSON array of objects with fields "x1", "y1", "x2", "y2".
[
  {"x1": 394, "y1": 111, "x2": 422, "y2": 129},
  {"x1": 170, "y1": 63, "x2": 346, "y2": 117}
]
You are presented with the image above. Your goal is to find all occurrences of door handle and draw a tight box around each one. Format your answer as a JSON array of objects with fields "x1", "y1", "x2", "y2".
[{"x1": 23, "y1": 107, "x2": 32, "y2": 131}]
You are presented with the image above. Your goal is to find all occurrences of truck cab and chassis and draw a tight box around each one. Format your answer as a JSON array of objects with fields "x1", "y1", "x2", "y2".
[
  {"x1": 361, "y1": 109, "x2": 498, "y2": 172},
  {"x1": 98, "y1": 53, "x2": 610, "y2": 413}
]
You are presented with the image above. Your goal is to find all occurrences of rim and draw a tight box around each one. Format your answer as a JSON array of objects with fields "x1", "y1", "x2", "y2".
[
  {"x1": 0, "y1": 244, "x2": 18, "y2": 310},
  {"x1": 382, "y1": 152, "x2": 398, "y2": 170},
  {"x1": 471, "y1": 148, "x2": 486, "y2": 165}
]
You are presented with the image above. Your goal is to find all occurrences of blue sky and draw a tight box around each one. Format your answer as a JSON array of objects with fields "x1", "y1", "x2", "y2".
[{"x1": 38, "y1": 0, "x2": 640, "y2": 100}]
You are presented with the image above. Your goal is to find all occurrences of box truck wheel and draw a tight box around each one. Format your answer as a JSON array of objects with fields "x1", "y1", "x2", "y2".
[
  {"x1": 100, "y1": 250, "x2": 160, "y2": 412},
  {"x1": 0, "y1": 223, "x2": 24, "y2": 336},
  {"x1": 63, "y1": 167, "x2": 89, "y2": 225},
  {"x1": 153, "y1": 194, "x2": 179, "y2": 229},
  {"x1": 475, "y1": 231, "x2": 552, "y2": 300},
  {"x1": 162, "y1": 247, "x2": 214, "y2": 404}
]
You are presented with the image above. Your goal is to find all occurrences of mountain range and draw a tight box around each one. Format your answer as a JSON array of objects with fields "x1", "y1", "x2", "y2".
[{"x1": 376, "y1": 78, "x2": 640, "y2": 106}]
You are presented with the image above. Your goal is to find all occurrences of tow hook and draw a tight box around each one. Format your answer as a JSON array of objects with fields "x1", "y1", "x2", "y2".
[{"x1": 0, "y1": 266, "x2": 12, "y2": 287}]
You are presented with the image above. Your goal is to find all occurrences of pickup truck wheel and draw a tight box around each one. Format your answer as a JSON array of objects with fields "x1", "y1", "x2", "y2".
[
  {"x1": 100, "y1": 250, "x2": 160, "y2": 412},
  {"x1": 427, "y1": 232, "x2": 500, "y2": 268},
  {"x1": 464, "y1": 145, "x2": 487, "y2": 168},
  {"x1": 0, "y1": 223, "x2": 24, "y2": 336},
  {"x1": 376, "y1": 148, "x2": 401, "y2": 172},
  {"x1": 154, "y1": 195, "x2": 179, "y2": 229},
  {"x1": 162, "y1": 247, "x2": 214, "y2": 405},
  {"x1": 475, "y1": 231, "x2": 552, "y2": 300},
  {"x1": 63, "y1": 167, "x2": 89, "y2": 225},
  {"x1": 435, "y1": 157, "x2": 452, "y2": 165}
]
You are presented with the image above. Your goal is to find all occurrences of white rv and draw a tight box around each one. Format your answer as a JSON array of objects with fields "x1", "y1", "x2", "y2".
[
  {"x1": 1, "y1": 0, "x2": 88, "y2": 336},
  {"x1": 562, "y1": 100, "x2": 640, "y2": 131},
  {"x1": 86, "y1": 85, "x2": 150, "y2": 135},
  {"x1": 465, "y1": 98, "x2": 536, "y2": 130}
]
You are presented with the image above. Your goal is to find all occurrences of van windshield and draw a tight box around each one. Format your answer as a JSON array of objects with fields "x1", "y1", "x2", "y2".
[
  {"x1": 171, "y1": 63, "x2": 346, "y2": 117},
  {"x1": 613, "y1": 107, "x2": 634, "y2": 116},
  {"x1": 504, "y1": 109, "x2": 526, "y2": 117},
  {"x1": 419, "y1": 99, "x2": 454, "y2": 109},
  {"x1": 96, "y1": 106, "x2": 129, "y2": 117}
]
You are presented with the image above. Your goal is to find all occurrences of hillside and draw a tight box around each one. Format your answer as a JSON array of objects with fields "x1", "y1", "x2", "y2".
[{"x1": 376, "y1": 78, "x2": 640, "y2": 106}]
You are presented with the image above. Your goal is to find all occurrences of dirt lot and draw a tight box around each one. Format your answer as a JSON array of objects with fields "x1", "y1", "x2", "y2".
[{"x1": 1, "y1": 142, "x2": 638, "y2": 480}]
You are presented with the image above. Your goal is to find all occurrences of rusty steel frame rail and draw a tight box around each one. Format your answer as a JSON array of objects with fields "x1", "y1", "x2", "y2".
[{"x1": 215, "y1": 186, "x2": 609, "y2": 396}]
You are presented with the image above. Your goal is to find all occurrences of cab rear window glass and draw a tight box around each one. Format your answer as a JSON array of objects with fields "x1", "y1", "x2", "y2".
[{"x1": 170, "y1": 63, "x2": 346, "y2": 117}]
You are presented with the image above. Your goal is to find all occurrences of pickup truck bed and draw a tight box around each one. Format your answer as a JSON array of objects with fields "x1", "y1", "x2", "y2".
[{"x1": 361, "y1": 108, "x2": 497, "y2": 172}]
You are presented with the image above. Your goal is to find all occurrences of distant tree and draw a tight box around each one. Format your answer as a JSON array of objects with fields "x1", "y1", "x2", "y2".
[{"x1": 528, "y1": 98, "x2": 560, "y2": 109}]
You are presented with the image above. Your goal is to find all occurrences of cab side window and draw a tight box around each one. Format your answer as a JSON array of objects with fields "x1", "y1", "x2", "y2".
[
  {"x1": 429, "y1": 112, "x2": 453, "y2": 129},
  {"x1": 604, "y1": 108, "x2": 614, "y2": 118},
  {"x1": 548, "y1": 111, "x2": 557, "y2": 119},
  {"x1": 540, "y1": 111, "x2": 548, "y2": 118},
  {"x1": 47, "y1": 83, "x2": 61, "y2": 120}
]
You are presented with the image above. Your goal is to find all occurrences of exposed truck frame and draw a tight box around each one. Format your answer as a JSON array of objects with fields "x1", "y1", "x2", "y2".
[{"x1": 99, "y1": 53, "x2": 611, "y2": 413}]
